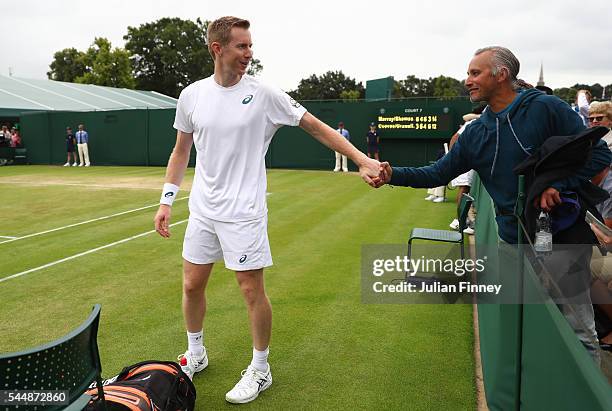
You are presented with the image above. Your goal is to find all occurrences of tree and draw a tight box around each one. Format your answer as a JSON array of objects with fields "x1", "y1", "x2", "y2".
[
  {"x1": 124, "y1": 17, "x2": 263, "y2": 98},
  {"x1": 75, "y1": 38, "x2": 135, "y2": 89},
  {"x1": 47, "y1": 48, "x2": 87, "y2": 82},
  {"x1": 339, "y1": 89, "x2": 361, "y2": 101},
  {"x1": 48, "y1": 39, "x2": 135, "y2": 88},
  {"x1": 604, "y1": 84, "x2": 612, "y2": 100},
  {"x1": 554, "y1": 83, "x2": 612, "y2": 102},
  {"x1": 393, "y1": 75, "x2": 432, "y2": 98},
  {"x1": 588, "y1": 83, "x2": 603, "y2": 100},
  {"x1": 553, "y1": 87, "x2": 578, "y2": 103},
  {"x1": 432, "y1": 75, "x2": 466, "y2": 98},
  {"x1": 289, "y1": 71, "x2": 364, "y2": 100}
]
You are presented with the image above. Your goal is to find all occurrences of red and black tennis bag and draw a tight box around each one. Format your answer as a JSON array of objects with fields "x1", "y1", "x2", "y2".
[{"x1": 86, "y1": 360, "x2": 196, "y2": 411}]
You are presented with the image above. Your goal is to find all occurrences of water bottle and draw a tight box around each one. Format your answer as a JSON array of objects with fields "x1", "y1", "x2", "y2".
[{"x1": 534, "y1": 211, "x2": 553, "y2": 253}]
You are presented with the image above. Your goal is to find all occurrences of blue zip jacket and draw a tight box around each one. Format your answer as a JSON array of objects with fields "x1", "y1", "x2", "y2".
[{"x1": 389, "y1": 88, "x2": 612, "y2": 243}]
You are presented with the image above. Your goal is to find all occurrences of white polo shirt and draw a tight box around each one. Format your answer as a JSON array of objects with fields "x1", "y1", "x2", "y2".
[{"x1": 174, "y1": 75, "x2": 307, "y2": 222}]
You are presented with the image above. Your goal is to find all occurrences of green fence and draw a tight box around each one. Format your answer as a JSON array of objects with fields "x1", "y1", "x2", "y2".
[
  {"x1": 20, "y1": 108, "x2": 189, "y2": 167},
  {"x1": 471, "y1": 177, "x2": 612, "y2": 410},
  {"x1": 19, "y1": 97, "x2": 473, "y2": 169}
]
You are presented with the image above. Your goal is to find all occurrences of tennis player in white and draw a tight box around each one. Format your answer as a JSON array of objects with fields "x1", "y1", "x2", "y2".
[{"x1": 154, "y1": 16, "x2": 381, "y2": 404}]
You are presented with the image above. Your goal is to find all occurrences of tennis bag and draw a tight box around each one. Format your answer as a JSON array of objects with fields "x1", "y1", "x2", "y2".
[{"x1": 85, "y1": 360, "x2": 196, "y2": 411}]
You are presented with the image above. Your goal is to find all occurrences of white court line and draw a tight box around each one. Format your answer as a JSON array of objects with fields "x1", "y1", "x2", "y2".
[
  {"x1": 0, "y1": 219, "x2": 188, "y2": 284},
  {"x1": 0, "y1": 197, "x2": 188, "y2": 245},
  {"x1": 0, "y1": 236, "x2": 17, "y2": 239}
]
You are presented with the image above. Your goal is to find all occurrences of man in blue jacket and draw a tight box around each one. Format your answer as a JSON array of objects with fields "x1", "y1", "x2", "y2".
[
  {"x1": 377, "y1": 46, "x2": 611, "y2": 360},
  {"x1": 379, "y1": 46, "x2": 610, "y2": 243}
]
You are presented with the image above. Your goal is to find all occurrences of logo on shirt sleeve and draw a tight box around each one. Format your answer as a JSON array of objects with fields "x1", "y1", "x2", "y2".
[
  {"x1": 289, "y1": 98, "x2": 301, "y2": 108},
  {"x1": 242, "y1": 95, "x2": 254, "y2": 104}
]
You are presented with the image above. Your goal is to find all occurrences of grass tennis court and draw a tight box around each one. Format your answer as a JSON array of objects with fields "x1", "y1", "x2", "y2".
[{"x1": 0, "y1": 166, "x2": 475, "y2": 410}]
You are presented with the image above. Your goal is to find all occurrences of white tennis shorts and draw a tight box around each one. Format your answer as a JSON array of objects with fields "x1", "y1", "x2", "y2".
[
  {"x1": 451, "y1": 170, "x2": 475, "y2": 188},
  {"x1": 182, "y1": 214, "x2": 272, "y2": 271}
]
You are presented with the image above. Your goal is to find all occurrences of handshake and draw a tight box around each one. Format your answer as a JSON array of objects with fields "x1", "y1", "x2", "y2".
[{"x1": 358, "y1": 157, "x2": 393, "y2": 188}]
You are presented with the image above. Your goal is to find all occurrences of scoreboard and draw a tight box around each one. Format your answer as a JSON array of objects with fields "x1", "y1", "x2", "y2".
[{"x1": 375, "y1": 106, "x2": 452, "y2": 138}]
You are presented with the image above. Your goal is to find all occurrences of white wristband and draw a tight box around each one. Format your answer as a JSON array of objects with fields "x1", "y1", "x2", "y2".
[{"x1": 160, "y1": 183, "x2": 179, "y2": 206}]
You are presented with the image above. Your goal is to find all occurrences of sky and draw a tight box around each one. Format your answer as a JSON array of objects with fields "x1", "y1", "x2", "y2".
[{"x1": 2, "y1": 0, "x2": 612, "y2": 94}]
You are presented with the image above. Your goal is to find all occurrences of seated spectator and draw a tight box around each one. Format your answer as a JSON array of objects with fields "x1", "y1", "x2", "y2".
[
  {"x1": 0, "y1": 125, "x2": 10, "y2": 146},
  {"x1": 10, "y1": 128, "x2": 21, "y2": 148}
]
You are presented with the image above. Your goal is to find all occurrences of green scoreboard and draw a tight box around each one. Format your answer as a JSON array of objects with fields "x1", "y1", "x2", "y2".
[{"x1": 371, "y1": 100, "x2": 464, "y2": 138}]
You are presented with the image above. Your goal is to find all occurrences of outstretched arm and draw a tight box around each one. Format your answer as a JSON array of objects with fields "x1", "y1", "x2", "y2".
[
  {"x1": 154, "y1": 130, "x2": 193, "y2": 238},
  {"x1": 299, "y1": 112, "x2": 381, "y2": 186},
  {"x1": 375, "y1": 140, "x2": 471, "y2": 189}
]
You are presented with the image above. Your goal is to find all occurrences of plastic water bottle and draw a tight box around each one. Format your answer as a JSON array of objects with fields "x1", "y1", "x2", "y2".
[{"x1": 534, "y1": 211, "x2": 553, "y2": 253}]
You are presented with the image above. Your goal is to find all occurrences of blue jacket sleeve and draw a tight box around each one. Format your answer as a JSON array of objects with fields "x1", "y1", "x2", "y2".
[{"x1": 389, "y1": 139, "x2": 471, "y2": 188}]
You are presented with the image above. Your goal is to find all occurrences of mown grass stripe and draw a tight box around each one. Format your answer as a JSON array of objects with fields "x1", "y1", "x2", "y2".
[
  {"x1": 0, "y1": 219, "x2": 188, "y2": 283},
  {"x1": 0, "y1": 197, "x2": 189, "y2": 245}
]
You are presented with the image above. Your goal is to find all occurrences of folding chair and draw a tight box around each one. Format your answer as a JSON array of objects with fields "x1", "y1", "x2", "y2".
[
  {"x1": 0, "y1": 304, "x2": 106, "y2": 410},
  {"x1": 401, "y1": 193, "x2": 474, "y2": 283}
]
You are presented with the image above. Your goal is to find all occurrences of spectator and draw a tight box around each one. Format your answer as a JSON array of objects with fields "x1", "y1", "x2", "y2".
[
  {"x1": 0, "y1": 125, "x2": 10, "y2": 146},
  {"x1": 334, "y1": 121, "x2": 350, "y2": 172},
  {"x1": 588, "y1": 101, "x2": 612, "y2": 150},
  {"x1": 10, "y1": 128, "x2": 21, "y2": 148},
  {"x1": 377, "y1": 46, "x2": 611, "y2": 362},
  {"x1": 366, "y1": 122, "x2": 380, "y2": 161},
  {"x1": 590, "y1": 221, "x2": 612, "y2": 351},
  {"x1": 448, "y1": 108, "x2": 485, "y2": 234},
  {"x1": 575, "y1": 89, "x2": 591, "y2": 127},
  {"x1": 75, "y1": 124, "x2": 91, "y2": 167},
  {"x1": 64, "y1": 127, "x2": 78, "y2": 166},
  {"x1": 588, "y1": 100, "x2": 611, "y2": 229},
  {"x1": 587, "y1": 100, "x2": 612, "y2": 350},
  {"x1": 423, "y1": 148, "x2": 447, "y2": 203}
]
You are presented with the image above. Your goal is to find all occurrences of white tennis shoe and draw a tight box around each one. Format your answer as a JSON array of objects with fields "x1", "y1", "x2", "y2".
[
  {"x1": 225, "y1": 364, "x2": 272, "y2": 404},
  {"x1": 178, "y1": 350, "x2": 208, "y2": 380},
  {"x1": 449, "y1": 219, "x2": 460, "y2": 230}
]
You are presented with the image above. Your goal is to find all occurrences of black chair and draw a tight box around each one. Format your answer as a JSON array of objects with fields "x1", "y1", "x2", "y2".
[
  {"x1": 400, "y1": 193, "x2": 474, "y2": 283},
  {"x1": 0, "y1": 305, "x2": 106, "y2": 410}
]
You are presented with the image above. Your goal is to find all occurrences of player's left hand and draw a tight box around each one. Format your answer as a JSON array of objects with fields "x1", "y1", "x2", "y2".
[
  {"x1": 154, "y1": 205, "x2": 172, "y2": 238},
  {"x1": 535, "y1": 187, "x2": 561, "y2": 212},
  {"x1": 359, "y1": 157, "x2": 381, "y2": 187}
]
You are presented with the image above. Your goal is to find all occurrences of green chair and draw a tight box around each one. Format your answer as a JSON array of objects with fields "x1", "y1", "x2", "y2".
[
  {"x1": 0, "y1": 305, "x2": 106, "y2": 410},
  {"x1": 402, "y1": 193, "x2": 474, "y2": 282}
]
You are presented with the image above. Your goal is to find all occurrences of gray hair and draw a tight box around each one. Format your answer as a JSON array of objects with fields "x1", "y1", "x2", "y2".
[{"x1": 475, "y1": 46, "x2": 520, "y2": 89}]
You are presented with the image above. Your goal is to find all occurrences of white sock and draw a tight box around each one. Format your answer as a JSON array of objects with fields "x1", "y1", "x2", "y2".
[
  {"x1": 251, "y1": 347, "x2": 269, "y2": 372},
  {"x1": 187, "y1": 330, "x2": 204, "y2": 357}
]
